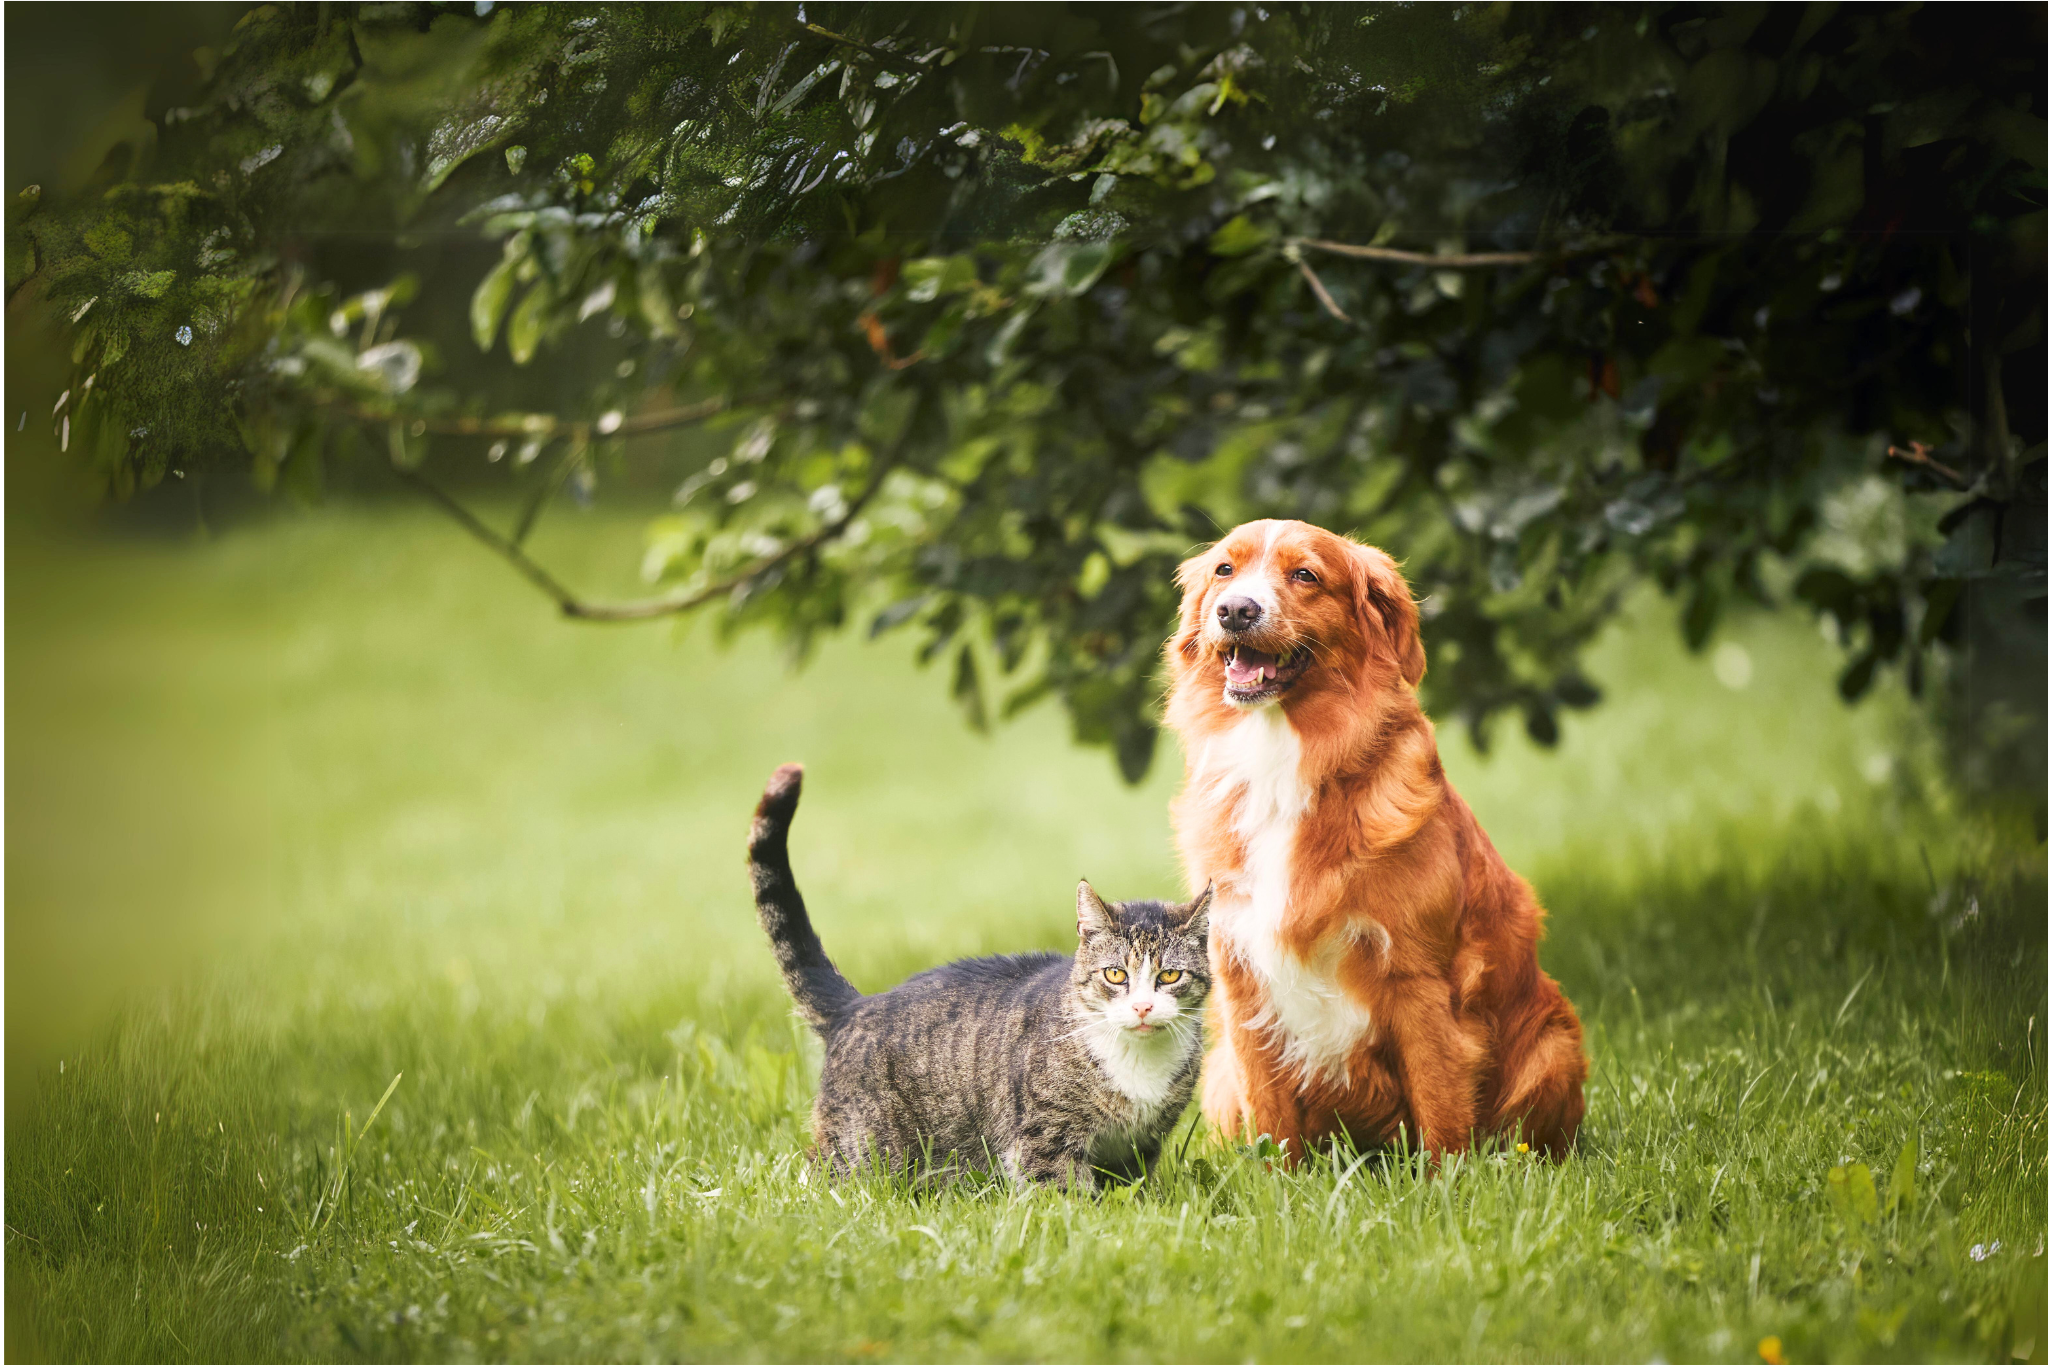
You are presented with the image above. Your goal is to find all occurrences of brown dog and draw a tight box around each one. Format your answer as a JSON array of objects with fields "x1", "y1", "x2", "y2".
[{"x1": 1164, "y1": 519, "x2": 1586, "y2": 1160}]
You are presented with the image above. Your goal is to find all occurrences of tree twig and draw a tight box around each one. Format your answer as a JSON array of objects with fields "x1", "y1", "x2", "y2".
[
  {"x1": 511, "y1": 436, "x2": 583, "y2": 548},
  {"x1": 389, "y1": 433, "x2": 903, "y2": 624},
  {"x1": 1293, "y1": 255, "x2": 1352, "y2": 323},
  {"x1": 1886, "y1": 440, "x2": 1970, "y2": 489},
  {"x1": 387, "y1": 462, "x2": 588, "y2": 612},
  {"x1": 331, "y1": 396, "x2": 728, "y2": 440},
  {"x1": 799, "y1": 21, "x2": 924, "y2": 70},
  {"x1": 1290, "y1": 236, "x2": 1624, "y2": 268}
]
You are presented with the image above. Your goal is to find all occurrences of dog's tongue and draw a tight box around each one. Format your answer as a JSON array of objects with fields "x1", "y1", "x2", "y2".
[{"x1": 1226, "y1": 648, "x2": 1278, "y2": 686}]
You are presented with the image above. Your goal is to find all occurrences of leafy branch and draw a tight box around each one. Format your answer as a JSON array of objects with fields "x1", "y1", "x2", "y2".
[
  {"x1": 20, "y1": 2, "x2": 2042, "y2": 785},
  {"x1": 1886, "y1": 441, "x2": 1971, "y2": 490},
  {"x1": 1284, "y1": 236, "x2": 1632, "y2": 322},
  {"x1": 348, "y1": 397, "x2": 730, "y2": 442},
  {"x1": 797, "y1": 20, "x2": 927, "y2": 71},
  {"x1": 388, "y1": 421, "x2": 905, "y2": 624},
  {"x1": 1289, "y1": 236, "x2": 1628, "y2": 268}
]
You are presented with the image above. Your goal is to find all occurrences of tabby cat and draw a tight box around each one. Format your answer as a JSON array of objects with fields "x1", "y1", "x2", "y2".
[{"x1": 747, "y1": 763, "x2": 1212, "y2": 1190}]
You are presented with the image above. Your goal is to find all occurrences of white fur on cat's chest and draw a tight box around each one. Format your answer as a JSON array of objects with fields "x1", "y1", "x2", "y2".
[{"x1": 1196, "y1": 705, "x2": 1374, "y2": 1083}]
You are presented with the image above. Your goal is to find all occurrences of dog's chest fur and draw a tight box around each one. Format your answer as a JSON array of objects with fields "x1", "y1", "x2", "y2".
[{"x1": 1196, "y1": 707, "x2": 1374, "y2": 1083}]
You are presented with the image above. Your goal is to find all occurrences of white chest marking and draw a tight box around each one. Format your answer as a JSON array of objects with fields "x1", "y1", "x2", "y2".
[
  {"x1": 1198, "y1": 707, "x2": 1374, "y2": 1084},
  {"x1": 1080, "y1": 959, "x2": 1192, "y2": 1112},
  {"x1": 1081, "y1": 983, "x2": 1196, "y2": 1162}
]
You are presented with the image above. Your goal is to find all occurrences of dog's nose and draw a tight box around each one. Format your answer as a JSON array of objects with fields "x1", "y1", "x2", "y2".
[{"x1": 1216, "y1": 596, "x2": 1263, "y2": 633}]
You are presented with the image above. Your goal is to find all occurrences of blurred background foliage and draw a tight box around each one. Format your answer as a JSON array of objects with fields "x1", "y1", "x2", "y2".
[{"x1": 8, "y1": 1, "x2": 2046, "y2": 807}]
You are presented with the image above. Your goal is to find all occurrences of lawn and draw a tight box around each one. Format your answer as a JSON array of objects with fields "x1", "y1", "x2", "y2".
[{"x1": 6, "y1": 503, "x2": 2044, "y2": 1363}]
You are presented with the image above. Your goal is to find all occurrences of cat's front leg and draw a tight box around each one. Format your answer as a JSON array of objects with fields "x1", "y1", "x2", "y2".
[{"x1": 1003, "y1": 1134, "x2": 1098, "y2": 1193}]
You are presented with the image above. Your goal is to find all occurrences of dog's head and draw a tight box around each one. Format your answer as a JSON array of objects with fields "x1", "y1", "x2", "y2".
[{"x1": 1169, "y1": 519, "x2": 1424, "y2": 709}]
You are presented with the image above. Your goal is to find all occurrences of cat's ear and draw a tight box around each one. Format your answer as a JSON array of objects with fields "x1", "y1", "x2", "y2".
[
  {"x1": 1075, "y1": 881, "x2": 1115, "y2": 939},
  {"x1": 1178, "y1": 883, "x2": 1214, "y2": 939}
]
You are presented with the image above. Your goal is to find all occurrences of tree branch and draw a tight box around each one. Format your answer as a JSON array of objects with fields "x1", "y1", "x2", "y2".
[
  {"x1": 799, "y1": 21, "x2": 926, "y2": 70},
  {"x1": 389, "y1": 438, "x2": 901, "y2": 624},
  {"x1": 558, "y1": 476, "x2": 887, "y2": 620},
  {"x1": 386, "y1": 462, "x2": 588, "y2": 612},
  {"x1": 511, "y1": 437, "x2": 583, "y2": 548},
  {"x1": 1293, "y1": 255, "x2": 1352, "y2": 323},
  {"x1": 1290, "y1": 236, "x2": 1624, "y2": 268},
  {"x1": 336, "y1": 395, "x2": 728, "y2": 441},
  {"x1": 1887, "y1": 440, "x2": 1971, "y2": 489}
]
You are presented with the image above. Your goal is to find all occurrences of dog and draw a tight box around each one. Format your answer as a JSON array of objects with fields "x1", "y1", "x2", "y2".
[{"x1": 1163, "y1": 519, "x2": 1586, "y2": 1160}]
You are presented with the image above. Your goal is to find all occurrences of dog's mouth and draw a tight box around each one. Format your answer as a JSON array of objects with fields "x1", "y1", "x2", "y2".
[{"x1": 1221, "y1": 644, "x2": 1312, "y2": 704}]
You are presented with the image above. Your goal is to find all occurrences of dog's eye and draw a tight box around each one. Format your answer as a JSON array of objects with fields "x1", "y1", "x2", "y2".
[
  {"x1": 1155, "y1": 969, "x2": 1184, "y2": 985},
  {"x1": 1215, "y1": 563, "x2": 1234, "y2": 577},
  {"x1": 1102, "y1": 967, "x2": 1128, "y2": 985},
  {"x1": 1290, "y1": 568, "x2": 1318, "y2": 584}
]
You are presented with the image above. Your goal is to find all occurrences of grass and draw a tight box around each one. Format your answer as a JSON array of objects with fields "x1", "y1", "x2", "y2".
[{"x1": 5, "y1": 503, "x2": 2045, "y2": 1364}]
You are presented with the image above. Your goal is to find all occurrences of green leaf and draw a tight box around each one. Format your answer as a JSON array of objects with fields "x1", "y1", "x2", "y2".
[
  {"x1": 984, "y1": 308, "x2": 1033, "y2": 366},
  {"x1": 1826, "y1": 1162, "x2": 1879, "y2": 1226},
  {"x1": 82, "y1": 221, "x2": 133, "y2": 263},
  {"x1": 1208, "y1": 214, "x2": 1273, "y2": 257},
  {"x1": 921, "y1": 303, "x2": 968, "y2": 358},
  {"x1": 1114, "y1": 720, "x2": 1156, "y2": 784},
  {"x1": 1682, "y1": 582, "x2": 1721, "y2": 650},
  {"x1": 471, "y1": 257, "x2": 518, "y2": 350},
  {"x1": 636, "y1": 263, "x2": 680, "y2": 338},
  {"x1": 1838, "y1": 651, "x2": 1879, "y2": 702},
  {"x1": 1885, "y1": 1138, "x2": 1917, "y2": 1215},
  {"x1": 869, "y1": 594, "x2": 931, "y2": 637},
  {"x1": 124, "y1": 269, "x2": 177, "y2": 299},
  {"x1": 918, "y1": 600, "x2": 964, "y2": 665},
  {"x1": 901, "y1": 255, "x2": 977, "y2": 302},
  {"x1": 1024, "y1": 242, "x2": 1113, "y2": 298},
  {"x1": 385, "y1": 421, "x2": 425, "y2": 472},
  {"x1": 506, "y1": 280, "x2": 553, "y2": 365},
  {"x1": 952, "y1": 643, "x2": 987, "y2": 733}
]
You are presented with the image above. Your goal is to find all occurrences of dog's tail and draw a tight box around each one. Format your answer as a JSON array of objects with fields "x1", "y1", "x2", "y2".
[{"x1": 747, "y1": 764, "x2": 860, "y2": 1034}]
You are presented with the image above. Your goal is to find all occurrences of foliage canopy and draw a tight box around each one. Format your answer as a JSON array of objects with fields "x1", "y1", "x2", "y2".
[{"x1": 12, "y1": 2, "x2": 2046, "y2": 780}]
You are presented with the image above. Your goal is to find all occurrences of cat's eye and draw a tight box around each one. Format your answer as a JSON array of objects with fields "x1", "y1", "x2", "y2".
[
  {"x1": 1215, "y1": 563, "x2": 1234, "y2": 577},
  {"x1": 1102, "y1": 967, "x2": 1128, "y2": 985},
  {"x1": 1156, "y1": 969, "x2": 1184, "y2": 985},
  {"x1": 1291, "y1": 568, "x2": 1318, "y2": 584}
]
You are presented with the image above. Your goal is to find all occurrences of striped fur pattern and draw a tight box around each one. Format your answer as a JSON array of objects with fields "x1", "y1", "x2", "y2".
[{"x1": 746, "y1": 764, "x2": 1213, "y2": 1190}]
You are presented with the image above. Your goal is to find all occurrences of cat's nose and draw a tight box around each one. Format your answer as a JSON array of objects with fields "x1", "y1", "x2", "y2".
[{"x1": 1131, "y1": 999, "x2": 1154, "y2": 1018}]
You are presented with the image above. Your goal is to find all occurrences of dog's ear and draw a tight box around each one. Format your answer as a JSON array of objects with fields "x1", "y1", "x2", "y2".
[
  {"x1": 1169, "y1": 545, "x2": 1217, "y2": 662},
  {"x1": 1351, "y1": 543, "x2": 1426, "y2": 687}
]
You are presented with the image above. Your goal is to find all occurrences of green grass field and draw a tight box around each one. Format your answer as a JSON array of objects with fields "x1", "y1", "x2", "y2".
[{"x1": 6, "y1": 504, "x2": 2044, "y2": 1363}]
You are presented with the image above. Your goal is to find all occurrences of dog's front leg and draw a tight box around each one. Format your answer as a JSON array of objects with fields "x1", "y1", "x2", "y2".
[
  {"x1": 1381, "y1": 979, "x2": 1486, "y2": 1160},
  {"x1": 1199, "y1": 1025, "x2": 1251, "y2": 1141},
  {"x1": 1224, "y1": 1020, "x2": 1318, "y2": 1162}
]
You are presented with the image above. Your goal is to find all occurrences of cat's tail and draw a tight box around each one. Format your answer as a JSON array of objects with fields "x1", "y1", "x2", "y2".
[{"x1": 747, "y1": 763, "x2": 860, "y2": 1034}]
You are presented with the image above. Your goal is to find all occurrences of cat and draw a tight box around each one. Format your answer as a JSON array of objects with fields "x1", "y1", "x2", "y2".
[{"x1": 746, "y1": 762, "x2": 1213, "y2": 1191}]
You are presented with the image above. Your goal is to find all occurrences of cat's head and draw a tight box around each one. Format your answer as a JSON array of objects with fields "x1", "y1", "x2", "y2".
[{"x1": 1070, "y1": 881, "x2": 1213, "y2": 1039}]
